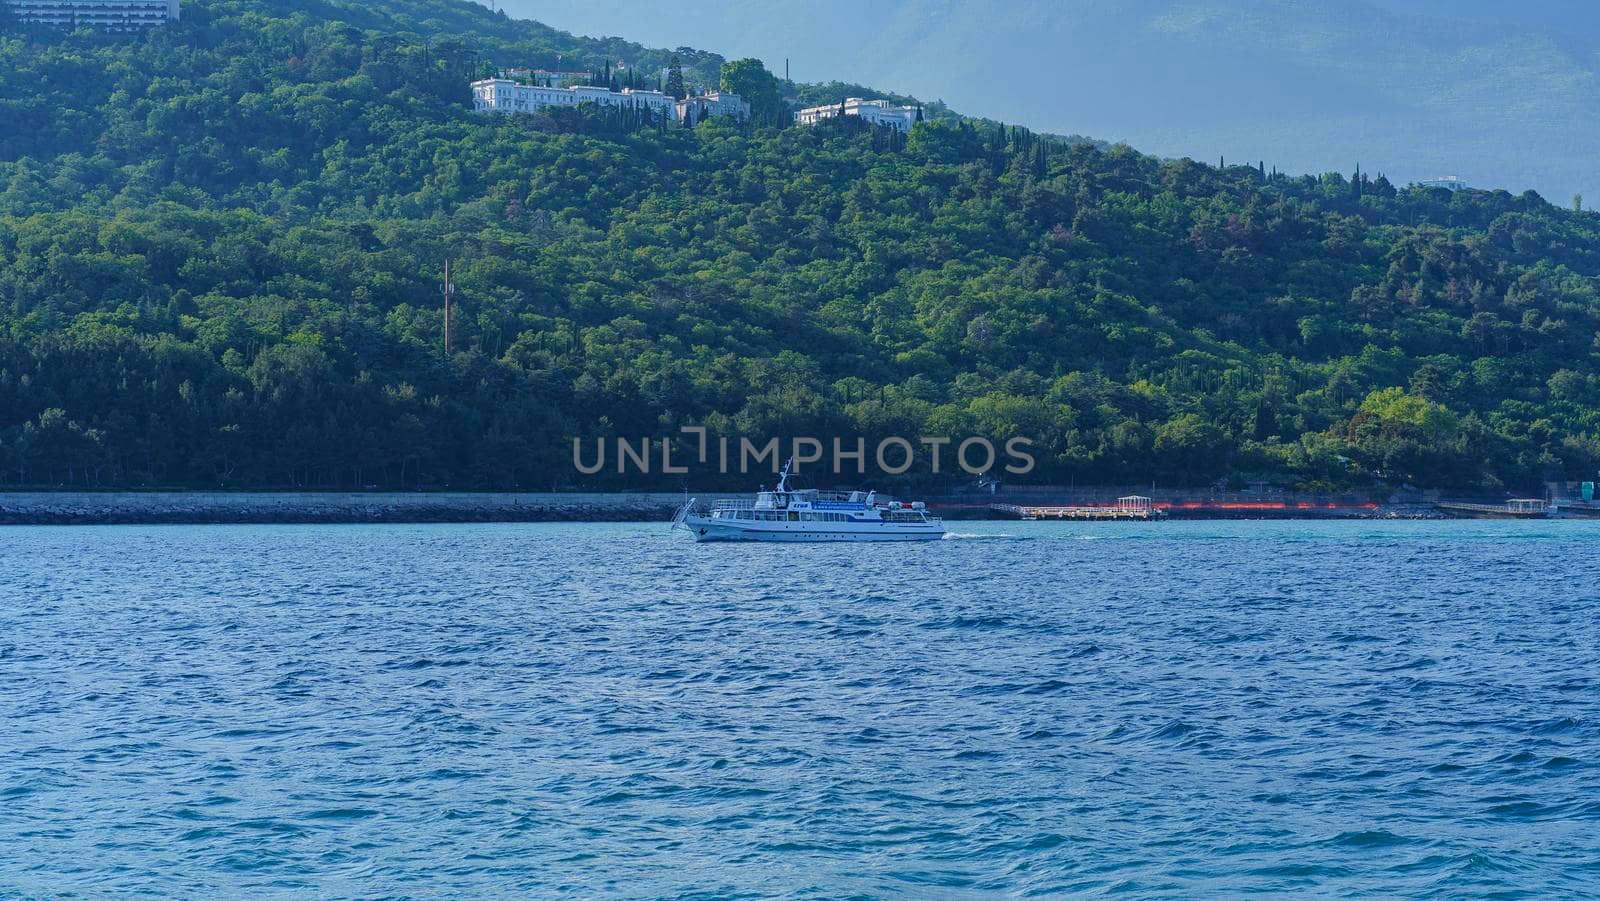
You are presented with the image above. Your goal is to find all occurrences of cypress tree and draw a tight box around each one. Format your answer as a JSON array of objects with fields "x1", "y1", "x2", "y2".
[{"x1": 665, "y1": 55, "x2": 685, "y2": 100}]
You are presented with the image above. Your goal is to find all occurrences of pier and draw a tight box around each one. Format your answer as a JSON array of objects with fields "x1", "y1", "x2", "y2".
[
  {"x1": 991, "y1": 496, "x2": 1163, "y2": 521},
  {"x1": 1436, "y1": 499, "x2": 1551, "y2": 519}
]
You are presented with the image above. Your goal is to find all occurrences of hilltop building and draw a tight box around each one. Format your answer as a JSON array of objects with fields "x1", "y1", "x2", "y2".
[
  {"x1": 795, "y1": 97, "x2": 920, "y2": 133},
  {"x1": 500, "y1": 68, "x2": 596, "y2": 88},
  {"x1": 677, "y1": 91, "x2": 749, "y2": 123},
  {"x1": 1420, "y1": 176, "x2": 1470, "y2": 192},
  {"x1": 5, "y1": 0, "x2": 179, "y2": 31},
  {"x1": 472, "y1": 79, "x2": 678, "y2": 120},
  {"x1": 471, "y1": 77, "x2": 748, "y2": 123}
]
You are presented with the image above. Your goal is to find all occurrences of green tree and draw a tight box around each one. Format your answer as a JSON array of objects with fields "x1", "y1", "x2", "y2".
[
  {"x1": 719, "y1": 58, "x2": 786, "y2": 127},
  {"x1": 1153, "y1": 414, "x2": 1229, "y2": 484},
  {"x1": 665, "y1": 54, "x2": 686, "y2": 100}
]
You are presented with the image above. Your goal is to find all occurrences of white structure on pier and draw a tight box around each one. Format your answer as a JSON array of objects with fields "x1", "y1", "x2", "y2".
[
  {"x1": 471, "y1": 77, "x2": 748, "y2": 123},
  {"x1": 795, "y1": 97, "x2": 920, "y2": 133},
  {"x1": 6, "y1": 0, "x2": 178, "y2": 31}
]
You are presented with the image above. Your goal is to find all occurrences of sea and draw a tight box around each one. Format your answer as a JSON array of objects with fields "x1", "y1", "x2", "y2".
[{"x1": 2, "y1": 521, "x2": 1598, "y2": 897}]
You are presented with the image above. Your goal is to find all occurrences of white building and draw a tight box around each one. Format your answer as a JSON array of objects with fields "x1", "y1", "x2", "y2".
[
  {"x1": 6, "y1": 0, "x2": 178, "y2": 31},
  {"x1": 1420, "y1": 175, "x2": 1470, "y2": 192},
  {"x1": 472, "y1": 78, "x2": 679, "y2": 120},
  {"x1": 472, "y1": 77, "x2": 748, "y2": 123},
  {"x1": 795, "y1": 97, "x2": 920, "y2": 133},
  {"x1": 500, "y1": 68, "x2": 595, "y2": 88},
  {"x1": 677, "y1": 91, "x2": 750, "y2": 123}
]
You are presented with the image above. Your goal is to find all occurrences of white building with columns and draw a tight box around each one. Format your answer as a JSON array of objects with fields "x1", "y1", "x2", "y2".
[
  {"x1": 5, "y1": 0, "x2": 178, "y2": 31},
  {"x1": 795, "y1": 98, "x2": 920, "y2": 133},
  {"x1": 472, "y1": 77, "x2": 748, "y2": 124},
  {"x1": 676, "y1": 91, "x2": 750, "y2": 123},
  {"x1": 472, "y1": 78, "x2": 679, "y2": 120},
  {"x1": 499, "y1": 68, "x2": 597, "y2": 88}
]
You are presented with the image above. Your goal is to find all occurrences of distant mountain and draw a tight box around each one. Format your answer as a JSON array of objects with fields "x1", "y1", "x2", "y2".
[{"x1": 507, "y1": 0, "x2": 1600, "y2": 201}]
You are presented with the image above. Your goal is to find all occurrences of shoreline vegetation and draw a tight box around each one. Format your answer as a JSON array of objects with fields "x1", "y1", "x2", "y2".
[{"x1": 4, "y1": 0, "x2": 1600, "y2": 500}]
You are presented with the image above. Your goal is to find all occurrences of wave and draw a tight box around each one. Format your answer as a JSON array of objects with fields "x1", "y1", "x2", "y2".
[{"x1": 940, "y1": 531, "x2": 1025, "y2": 540}]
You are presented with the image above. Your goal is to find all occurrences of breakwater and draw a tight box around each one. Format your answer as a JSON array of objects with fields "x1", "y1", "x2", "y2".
[
  {"x1": 1, "y1": 489, "x2": 1440, "y2": 525},
  {"x1": 0, "y1": 492, "x2": 739, "y2": 525}
]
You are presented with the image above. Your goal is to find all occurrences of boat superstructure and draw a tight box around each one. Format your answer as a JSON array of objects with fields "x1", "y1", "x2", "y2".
[{"x1": 672, "y1": 459, "x2": 945, "y2": 542}]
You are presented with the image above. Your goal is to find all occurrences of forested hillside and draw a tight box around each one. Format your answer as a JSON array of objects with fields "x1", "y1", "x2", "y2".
[{"x1": 3, "y1": 0, "x2": 1600, "y2": 491}]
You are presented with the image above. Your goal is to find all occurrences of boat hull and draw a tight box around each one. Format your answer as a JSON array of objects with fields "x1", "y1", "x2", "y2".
[{"x1": 682, "y1": 515, "x2": 945, "y2": 542}]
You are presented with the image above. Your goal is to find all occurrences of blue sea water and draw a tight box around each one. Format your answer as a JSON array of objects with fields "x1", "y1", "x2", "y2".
[{"x1": 2, "y1": 520, "x2": 1599, "y2": 897}]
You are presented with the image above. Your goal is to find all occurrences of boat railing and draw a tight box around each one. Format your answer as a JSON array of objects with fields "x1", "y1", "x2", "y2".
[
  {"x1": 711, "y1": 499, "x2": 757, "y2": 511},
  {"x1": 883, "y1": 511, "x2": 942, "y2": 523}
]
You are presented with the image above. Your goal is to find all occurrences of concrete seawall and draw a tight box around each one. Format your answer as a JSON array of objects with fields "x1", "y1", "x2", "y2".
[
  {"x1": 0, "y1": 489, "x2": 1448, "y2": 525},
  {"x1": 0, "y1": 492, "x2": 740, "y2": 525}
]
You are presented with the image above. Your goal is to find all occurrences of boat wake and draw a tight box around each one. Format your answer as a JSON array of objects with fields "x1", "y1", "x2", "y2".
[{"x1": 941, "y1": 532, "x2": 1026, "y2": 541}]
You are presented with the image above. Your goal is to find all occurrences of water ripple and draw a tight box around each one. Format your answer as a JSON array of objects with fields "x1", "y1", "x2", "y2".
[{"x1": 1, "y1": 520, "x2": 1598, "y2": 895}]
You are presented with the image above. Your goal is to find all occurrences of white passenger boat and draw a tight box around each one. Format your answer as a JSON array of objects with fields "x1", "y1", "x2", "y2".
[{"x1": 671, "y1": 458, "x2": 945, "y2": 542}]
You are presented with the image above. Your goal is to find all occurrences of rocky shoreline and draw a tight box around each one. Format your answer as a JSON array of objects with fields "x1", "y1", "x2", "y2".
[{"x1": 0, "y1": 491, "x2": 1456, "y2": 525}]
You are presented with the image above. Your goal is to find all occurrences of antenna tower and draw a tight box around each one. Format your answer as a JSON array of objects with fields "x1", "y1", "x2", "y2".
[{"x1": 442, "y1": 260, "x2": 454, "y2": 354}]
